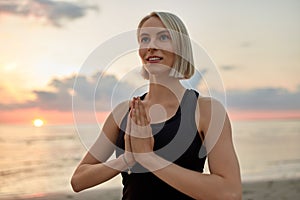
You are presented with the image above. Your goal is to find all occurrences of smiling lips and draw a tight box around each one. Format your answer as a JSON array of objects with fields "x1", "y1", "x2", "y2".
[{"x1": 146, "y1": 56, "x2": 163, "y2": 63}]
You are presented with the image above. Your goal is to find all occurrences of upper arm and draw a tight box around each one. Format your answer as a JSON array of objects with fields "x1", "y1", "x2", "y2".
[
  {"x1": 77, "y1": 101, "x2": 130, "y2": 166},
  {"x1": 196, "y1": 97, "x2": 241, "y2": 183}
]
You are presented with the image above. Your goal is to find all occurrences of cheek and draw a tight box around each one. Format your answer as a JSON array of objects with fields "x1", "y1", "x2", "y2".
[
  {"x1": 166, "y1": 52, "x2": 175, "y2": 64},
  {"x1": 138, "y1": 48, "x2": 146, "y2": 62},
  {"x1": 162, "y1": 40, "x2": 174, "y2": 53},
  {"x1": 165, "y1": 44, "x2": 174, "y2": 53}
]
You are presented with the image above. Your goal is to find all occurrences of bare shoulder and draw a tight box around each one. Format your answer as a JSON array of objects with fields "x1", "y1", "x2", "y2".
[
  {"x1": 197, "y1": 96, "x2": 226, "y2": 111},
  {"x1": 196, "y1": 96, "x2": 228, "y2": 133}
]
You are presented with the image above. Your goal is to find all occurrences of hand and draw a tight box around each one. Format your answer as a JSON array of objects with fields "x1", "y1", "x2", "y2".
[
  {"x1": 123, "y1": 101, "x2": 136, "y2": 167},
  {"x1": 129, "y1": 97, "x2": 154, "y2": 162}
]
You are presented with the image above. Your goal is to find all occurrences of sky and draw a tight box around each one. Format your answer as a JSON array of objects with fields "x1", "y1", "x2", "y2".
[{"x1": 0, "y1": 0, "x2": 299, "y2": 124}]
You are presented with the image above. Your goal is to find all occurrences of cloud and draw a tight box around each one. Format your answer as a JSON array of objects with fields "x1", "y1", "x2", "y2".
[
  {"x1": 0, "y1": 72, "x2": 136, "y2": 112},
  {"x1": 0, "y1": 70, "x2": 299, "y2": 113},
  {"x1": 220, "y1": 65, "x2": 237, "y2": 71},
  {"x1": 226, "y1": 87, "x2": 300, "y2": 111},
  {"x1": 240, "y1": 41, "x2": 252, "y2": 48},
  {"x1": 0, "y1": 0, "x2": 99, "y2": 27},
  {"x1": 0, "y1": 68, "x2": 208, "y2": 112}
]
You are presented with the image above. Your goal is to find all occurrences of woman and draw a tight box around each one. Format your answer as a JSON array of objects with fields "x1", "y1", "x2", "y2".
[{"x1": 71, "y1": 11, "x2": 242, "y2": 200}]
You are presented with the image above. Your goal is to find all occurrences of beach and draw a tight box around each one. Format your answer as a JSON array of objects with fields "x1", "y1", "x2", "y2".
[
  {"x1": 3, "y1": 178, "x2": 300, "y2": 200},
  {"x1": 1, "y1": 121, "x2": 300, "y2": 199},
  {"x1": 242, "y1": 178, "x2": 300, "y2": 200}
]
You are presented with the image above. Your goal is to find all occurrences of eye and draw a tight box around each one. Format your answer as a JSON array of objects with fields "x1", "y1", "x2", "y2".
[
  {"x1": 159, "y1": 34, "x2": 171, "y2": 41},
  {"x1": 140, "y1": 36, "x2": 150, "y2": 44}
]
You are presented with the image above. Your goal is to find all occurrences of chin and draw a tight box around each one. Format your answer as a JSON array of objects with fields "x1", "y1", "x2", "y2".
[
  {"x1": 145, "y1": 69, "x2": 171, "y2": 77},
  {"x1": 144, "y1": 63, "x2": 171, "y2": 74}
]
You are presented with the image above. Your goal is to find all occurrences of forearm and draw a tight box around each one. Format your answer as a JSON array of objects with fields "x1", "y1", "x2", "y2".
[
  {"x1": 138, "y1": 153, "x2": 241, "y2": 200},
  {"x1": 71, "y1": 154, "x2": 128, "y2": 192}
]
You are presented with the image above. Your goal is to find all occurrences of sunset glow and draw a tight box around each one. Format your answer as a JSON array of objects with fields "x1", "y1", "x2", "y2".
[
  {"x1": 33, "y1": 119, "x2": 44, "y2": 127},
  {"x1": 0, "y1": 1, "x2": 298, "y2": 125}
]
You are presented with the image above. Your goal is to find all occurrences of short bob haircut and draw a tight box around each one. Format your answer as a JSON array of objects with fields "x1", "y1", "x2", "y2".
[{"x1": 137, "y1": 11, "x2": 195, "y2": 79}]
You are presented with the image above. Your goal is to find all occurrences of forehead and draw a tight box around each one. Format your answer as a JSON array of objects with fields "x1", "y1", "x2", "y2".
[
  {"x1": 141, "y1": 16, "x2": 166, "y2": 28},
  {"x1": 139, "y1": 17, "x2": 169, "y2": 35}
]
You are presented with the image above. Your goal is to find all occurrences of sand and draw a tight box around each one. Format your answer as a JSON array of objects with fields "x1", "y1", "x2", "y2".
[
  {"x1": 242, "y1": 178, "x2": 300, "y2": 200},
  {"x1": 2, "y1": 178, "x2": 300, "y2": 200}
]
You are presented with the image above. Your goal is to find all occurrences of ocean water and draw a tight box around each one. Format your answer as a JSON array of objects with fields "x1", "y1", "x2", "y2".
[{"x1": 0, "y1": 119, "x2": 299, "y2": 198}]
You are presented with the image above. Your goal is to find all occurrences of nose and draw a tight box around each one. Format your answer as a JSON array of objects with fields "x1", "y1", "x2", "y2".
[
  {"x1": 147, "y1": 46, "x2": 157, "y2": 52},
  {"x1": 147, "y1": 39, "x2": 158, "y2": 52}
]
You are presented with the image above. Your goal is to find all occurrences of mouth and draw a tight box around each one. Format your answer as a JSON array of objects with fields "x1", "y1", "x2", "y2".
[{"x1": 146, "y1": 56, "x2": 163, "y2": 63}]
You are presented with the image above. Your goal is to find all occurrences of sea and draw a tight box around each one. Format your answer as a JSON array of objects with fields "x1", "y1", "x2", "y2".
[{"x1": 0, "y1": 119, "x2": 300, "y2": 198}]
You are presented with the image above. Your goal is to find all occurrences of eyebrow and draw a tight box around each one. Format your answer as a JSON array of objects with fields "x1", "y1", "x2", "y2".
[{"x1": 139, "y1": 30, "x2": 170, "y2": 37}]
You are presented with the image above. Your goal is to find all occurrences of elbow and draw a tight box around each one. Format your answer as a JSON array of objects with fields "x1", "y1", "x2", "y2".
[
  {"x1": 204, "y1": 184, "x2": 241, "y2": 200},
  {"x1": 70, "y1": 175, "x2": 83, "y2": 193},
  {"x1": 220, "y1": 186, "x2": 242, "y2": 200},
  {"x1": 219, "y1": 178, "x2": 242, "y2": 200},
  {"x1": 222, "y1": 191, "x2": 242, "y2": 200},
  {"x1": 195, "y1": 189, "x2": 242, "y2": 200}
]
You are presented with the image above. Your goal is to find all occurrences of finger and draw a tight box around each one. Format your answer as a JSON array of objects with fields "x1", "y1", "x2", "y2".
[
  {"x1": 131, "y1": 106, "x2": 141, "y2": 138},
  {"x1": 132, "y1": 98, "x2": 139, "y2": 124},
  {"x1": 139, "y1": 97, "x2": 150, "y2": 124},
  {"x1": 135, "y1": 99, "x2": 142, "y2": 126},
  {"x1": 138, "y1": 98, "x2": 146, "y2": 126},
  {"x1": 131, "y1": 106, "x2": 137, "y2": 125},
  {"x1": 125, "y1": 112, "x2": 131, "y2": 135}
]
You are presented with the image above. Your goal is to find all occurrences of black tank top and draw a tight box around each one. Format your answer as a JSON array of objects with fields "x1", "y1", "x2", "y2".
[{"x1": 115, "y1": 89, "x2": 207, "y2": 200}]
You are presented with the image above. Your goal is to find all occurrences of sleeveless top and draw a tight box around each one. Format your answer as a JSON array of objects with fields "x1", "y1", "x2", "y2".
[{"x1": 115, "y1": 89, "x2": 207, "y2": 200}]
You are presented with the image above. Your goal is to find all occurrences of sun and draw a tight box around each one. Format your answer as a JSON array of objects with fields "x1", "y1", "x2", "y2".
[{"x1": 33, "y1": 119, "x2": 44, "y2": 127}]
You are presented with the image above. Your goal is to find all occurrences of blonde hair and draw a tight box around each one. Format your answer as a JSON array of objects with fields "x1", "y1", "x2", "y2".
[{"x1": 138, "y1": 11, "x2": 195, "y2": 79}]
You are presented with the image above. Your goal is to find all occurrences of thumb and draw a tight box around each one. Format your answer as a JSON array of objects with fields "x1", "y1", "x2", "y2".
[
  {"x1": 124, "y1": 113, "x2": 132, "y2": 152},
  {"x1": 125, "y1": 112, "x2": 131, "y2": 135}
]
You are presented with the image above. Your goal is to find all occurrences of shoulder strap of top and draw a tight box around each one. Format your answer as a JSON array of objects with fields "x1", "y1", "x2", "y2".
[{"x1": 180, "y1": 89, "x2": 200, "y2": 129}]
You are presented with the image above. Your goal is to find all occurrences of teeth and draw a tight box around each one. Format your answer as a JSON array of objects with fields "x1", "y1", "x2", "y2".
[{"x1": 148, "y1": 57, "x2": 161, "y2": 61}]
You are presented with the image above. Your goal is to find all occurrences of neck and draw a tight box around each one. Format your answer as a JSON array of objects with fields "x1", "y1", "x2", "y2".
[{"x1": 146, "y1": 75, "x2": 186, "y2": 102}]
